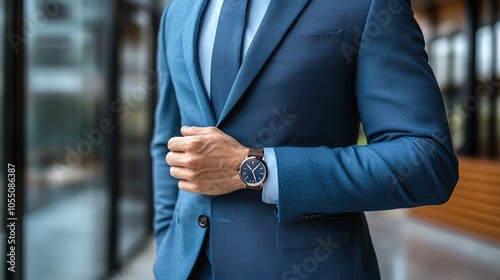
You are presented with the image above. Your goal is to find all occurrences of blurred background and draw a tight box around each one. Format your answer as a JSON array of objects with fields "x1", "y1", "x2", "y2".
[{"x1": 0, "y1": 0, "x2": 499, "y2": 279}]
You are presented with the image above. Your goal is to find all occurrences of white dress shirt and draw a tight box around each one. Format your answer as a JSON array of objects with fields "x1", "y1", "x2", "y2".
[{"x1": 197, "y1": 0, "x2": 278, "y2": 204}]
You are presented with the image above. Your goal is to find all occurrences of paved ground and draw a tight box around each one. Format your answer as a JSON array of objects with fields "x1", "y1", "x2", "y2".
[{"x1": 121, "y1": 209, "x2": 500, "y2": 280}]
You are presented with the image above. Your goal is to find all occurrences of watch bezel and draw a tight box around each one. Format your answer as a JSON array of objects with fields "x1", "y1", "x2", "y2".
[{"x1": 238, "y1": 156, "x2": 268, "y2": 189}]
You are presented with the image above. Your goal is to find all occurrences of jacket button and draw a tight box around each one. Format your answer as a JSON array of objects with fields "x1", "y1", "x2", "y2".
[{"x1": 198, "y1": 215, "x2": 209, "y2": 228}]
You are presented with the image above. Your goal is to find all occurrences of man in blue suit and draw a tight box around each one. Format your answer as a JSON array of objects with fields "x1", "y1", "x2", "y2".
[{"x1": 151, "y1": 0, "x2": 459, "y2": 279}]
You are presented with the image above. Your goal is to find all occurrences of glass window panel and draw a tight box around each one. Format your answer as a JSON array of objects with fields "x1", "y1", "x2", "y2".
[
  {"x1": 430, "y1": 37, "x2": 450, "y2": 88},
  {"x1": 24, "y1": 0, "x2": 109, "y2": 279},
  {"x1": 496, "y1": 22, "x2": 500, "y2": 78},
  {"x1": 451, "y1": 33, "x2": 468, "y2": 87},
  {"x1": 495, "y1": 22, "x2": 500, "y2": 158},
  {"x1": 478, "y1": 87, "x2": 491, "y2": 157},
  {"x1": 475, "y1": 25, "x2": 499, "y2": 157},
  {"x1": 158, "y1": 0, "x2": 172, "y2": 10},
  {"x1": 116, "y1": 4, "x2": 153, "y2": 262},
  {"x1": 433, "y1": 34, "x2": 467, "y2": 153},
  {"x1": 497, "y1": 98, "x2": 500, "y2": 156},
  {"x1": 476, "y1": 26, "x2": 493, "y2": 80},
  {"x1": 476, "y1": 25, "x2": 495, "y2": 157},
  {"x1": 33, "y1": 36, "x2": 75, "y2": 67}
]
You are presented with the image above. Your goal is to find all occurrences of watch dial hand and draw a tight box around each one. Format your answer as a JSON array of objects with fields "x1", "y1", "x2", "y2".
[
  {"x1": 250, "y1": 168, "x2": 256, "y2": 178},
  {"x1": 251, "y1": 165, "x2": 259, "y2": 172}
]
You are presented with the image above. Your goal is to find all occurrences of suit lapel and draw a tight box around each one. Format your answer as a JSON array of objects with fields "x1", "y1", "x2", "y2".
[
  {"x1": 216, "y1": 0, "x2": 310, "y2": 125},
  {"x1": 183, "y1": 0, "x2": 217, "y2": 125}
]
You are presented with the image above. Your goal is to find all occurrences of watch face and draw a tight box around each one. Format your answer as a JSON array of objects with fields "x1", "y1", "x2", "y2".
[{"x1": 240, "y1": 158, "x2": 267, "y2": 187}]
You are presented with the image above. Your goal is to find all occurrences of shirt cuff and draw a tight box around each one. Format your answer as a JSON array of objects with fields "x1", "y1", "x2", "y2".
[{"x1": 262, "y1": 148, "x2": 279, "y2": 204}]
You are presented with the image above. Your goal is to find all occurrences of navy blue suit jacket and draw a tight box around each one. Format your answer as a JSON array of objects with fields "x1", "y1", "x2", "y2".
[{"x1": 151, "y1": 0, "x2": 459, "y2": 279}]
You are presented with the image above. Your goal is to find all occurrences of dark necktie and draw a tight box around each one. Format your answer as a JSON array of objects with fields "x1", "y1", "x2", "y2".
[{"x1": 210, "y1": 0, "x2": 249, "y2": 119}]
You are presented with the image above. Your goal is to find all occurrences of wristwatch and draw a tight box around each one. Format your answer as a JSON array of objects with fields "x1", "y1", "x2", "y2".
[{"x1": 238, "y1": 148, "x2": 268, "y2": 189}]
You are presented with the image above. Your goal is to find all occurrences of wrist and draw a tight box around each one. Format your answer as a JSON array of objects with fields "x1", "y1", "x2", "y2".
[{"x1": 233, "y1": 147, "x2": 249, "y2": 190}]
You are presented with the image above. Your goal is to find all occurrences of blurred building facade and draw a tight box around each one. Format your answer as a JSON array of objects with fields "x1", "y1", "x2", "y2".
[
  {"x1": 2, "y1": 0, "x2": 170, "y2": 279},
  {"x1": 411, "y1": 0, "x2": 500, "y2": 245},
  {"x1": 0, "y1": 0, "x2": 499, "y2": 280}
]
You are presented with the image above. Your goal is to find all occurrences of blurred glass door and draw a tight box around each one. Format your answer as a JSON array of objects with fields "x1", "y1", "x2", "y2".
[
  {"x1": 116, "y1": 2, "x2": 154, "y2": 262},
  {"x1": 24, "y1": 0, "x2": 109, "y2": 279}
]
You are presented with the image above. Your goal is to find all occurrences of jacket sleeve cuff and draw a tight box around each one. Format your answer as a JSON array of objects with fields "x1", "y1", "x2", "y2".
[{"x1": 262, "y1": 148, "x2": 279, "y2": 204}]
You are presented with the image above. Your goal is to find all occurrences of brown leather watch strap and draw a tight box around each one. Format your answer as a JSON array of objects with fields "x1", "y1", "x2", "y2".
[{"x1": 248, "y1": 148, "x2": 264, "y2": 159}]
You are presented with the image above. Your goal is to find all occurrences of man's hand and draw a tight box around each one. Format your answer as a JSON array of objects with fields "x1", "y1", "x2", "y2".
[{"x1": 166, "y1": 126, "x2": 249, "y2": 195}]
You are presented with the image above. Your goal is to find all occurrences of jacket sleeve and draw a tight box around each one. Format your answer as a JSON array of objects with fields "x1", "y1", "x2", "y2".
[
  {"x1": 274, "y1": 0, "x2": 459, "y2": 222},
  {"x1": 150, "y1": 7, "x2": 182, "y2": 244}
]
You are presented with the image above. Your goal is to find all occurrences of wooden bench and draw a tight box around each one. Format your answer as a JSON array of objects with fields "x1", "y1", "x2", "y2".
[{"x1": 410, "y1": 157, "x2": 500, "y2": 244}]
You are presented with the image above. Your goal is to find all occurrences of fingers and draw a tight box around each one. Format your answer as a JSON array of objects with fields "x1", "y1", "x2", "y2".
[
  {"x1": 170, "y1": 168, "x2": 200, "y2": 194},
  {"x1": 180, "y1": 126, "x2": 220, "y2": 137},
  {"x1": 167, "y1": 137, "x2": 185, "y2": 152},
  {"x1": 169, "y1": 166, "x2": 193, "y2": 181},
  {"x1": 165, "y1": 152, "x2": 178, "y2": 167},
  {"x1": 177, "y1": 180, "x2": 191, "y2": 192},
  {"x1": 171, "y1": 166, "x2": 198, "y2": 193},
  {"x1": 166, "y1": 150, "x2": 203, "y2": 170},
  {"x1": 168, "y1": 126, "x2": 218, "y2": 151},
  {"x1": 177, "y1": 180, "x2": 201, "y2": 194}
]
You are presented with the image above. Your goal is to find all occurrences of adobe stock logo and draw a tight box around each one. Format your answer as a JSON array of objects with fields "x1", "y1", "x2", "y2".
[{"x1": 281, "y1": 235, "x2": 341, "y2": 280}]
